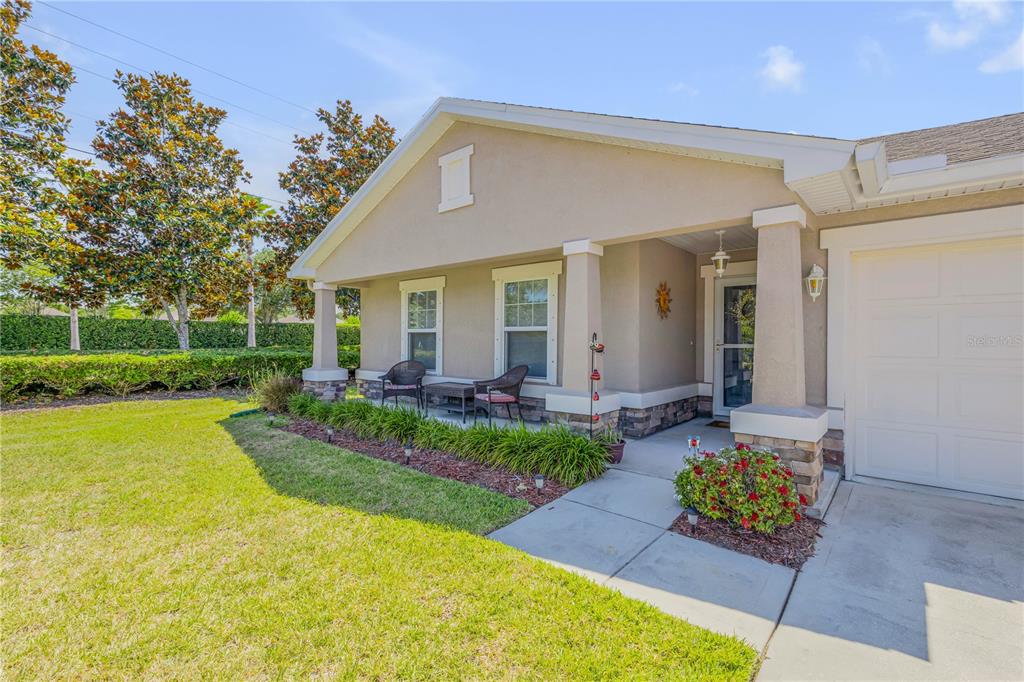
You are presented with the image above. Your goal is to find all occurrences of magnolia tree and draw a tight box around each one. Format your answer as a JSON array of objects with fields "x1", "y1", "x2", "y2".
[
  {"x1": 268, "y1": 100, "x2": 396, "y2": 318},
  {"x1": 90, "y1": 71, "x2": 257, "y2": 349},
  {"x1": 0, "y1": 0, "x2": 110, "y2": 348}
]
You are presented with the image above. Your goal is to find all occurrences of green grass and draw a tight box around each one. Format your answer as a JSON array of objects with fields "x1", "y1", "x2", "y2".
[{"x1": 2, "y1": 398, "x2": 757, "y2": 679}]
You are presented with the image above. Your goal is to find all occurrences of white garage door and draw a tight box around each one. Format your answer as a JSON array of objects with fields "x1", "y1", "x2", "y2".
[{"x1": 852, "y1": 237, "x2": 1024, "y2": 500}]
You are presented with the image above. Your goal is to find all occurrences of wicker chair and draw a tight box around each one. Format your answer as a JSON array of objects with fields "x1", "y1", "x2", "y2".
[
  {"x1": 379, "y1": 360, "x2": 427, "y2": 411},
  {"x1": 473, "y1": 364, "x2": 530, "y2": 425}
]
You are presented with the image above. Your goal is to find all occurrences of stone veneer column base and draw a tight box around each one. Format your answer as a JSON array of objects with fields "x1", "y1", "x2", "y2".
[
  {"x1": 732, "y1": 432, "x2": 825, "y2": 504},
  {"x1": 302, "y1": 368, "x2": 348, "y2": 402}
]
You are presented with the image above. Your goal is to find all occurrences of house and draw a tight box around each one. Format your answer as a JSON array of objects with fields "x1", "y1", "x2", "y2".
[{"x1": 290, "y1": 99, "x2": 1024, "y2": 505}]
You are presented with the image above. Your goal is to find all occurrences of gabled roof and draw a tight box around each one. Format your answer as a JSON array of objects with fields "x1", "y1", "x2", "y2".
[{"x1": 290, "y1": 99, "x2": 1024, "y2": 278}]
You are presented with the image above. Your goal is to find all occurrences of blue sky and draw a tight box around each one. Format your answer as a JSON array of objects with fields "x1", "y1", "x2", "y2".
[{"x1": 24, "y1": 1, "x2": 1024, "y2": 206}]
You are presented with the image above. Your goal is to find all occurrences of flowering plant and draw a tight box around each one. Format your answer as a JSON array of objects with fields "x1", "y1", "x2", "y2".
[{"x1": 674, "y1": 444, "x2": 806, "y2": 533}]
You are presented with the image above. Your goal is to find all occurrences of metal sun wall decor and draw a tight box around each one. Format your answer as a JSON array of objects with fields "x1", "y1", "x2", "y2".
[{"x1": 656, "y1": 281, "x2": 672, "y2": 319}]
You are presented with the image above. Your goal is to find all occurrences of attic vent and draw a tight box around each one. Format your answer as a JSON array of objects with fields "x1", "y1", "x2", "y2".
[{"x1": 438, "y1": 144, "x2": 474, "y2": 213}]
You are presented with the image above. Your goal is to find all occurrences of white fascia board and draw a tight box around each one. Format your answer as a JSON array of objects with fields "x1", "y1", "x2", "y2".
[
  {"x1": 871, "y1": 153, "x2": 1024, "y2": 199},
  {"x1": 854, "y1": 141, "x2": 888, "y2": 197}
]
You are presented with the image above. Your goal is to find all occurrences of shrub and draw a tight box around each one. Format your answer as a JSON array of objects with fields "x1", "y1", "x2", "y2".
[
  {"x1": 283, "y1": 397, "x2": 609, "y2": 487},
  {"x1": 0, "y1": 314, "x2": 360, "y2": 354},
  {"x1": 0, "y1": 350, "x2": 309, "y2": 401},
  {"x1": 674, "y1": 445, "x2": 805, "y2": 534},
  {"x1": 250, "y1": 370, "x2": 302, "y2": 412}
]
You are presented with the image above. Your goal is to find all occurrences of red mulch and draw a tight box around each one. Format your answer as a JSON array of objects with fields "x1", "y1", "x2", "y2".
[
  {"x1": 670, "y1": 512, "x2": 824, "y2": 569},
  {"x1": 281, "y1": 417, "x2": 570, "y2": 507}
]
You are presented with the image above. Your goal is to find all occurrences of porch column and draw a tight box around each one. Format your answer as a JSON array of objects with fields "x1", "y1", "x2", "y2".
[
  {"x1": 751, "y1": 205, "x2": 807, "y2": 407},
  {"x1": 731, "y1": 205, "x2": 828, "y2": 510},
  {"x1": 561, "y1": 239, "x2": 603, "y2": 393},
  {"x1": 302, "y1": 281, "x2": 348, "y2": 400}
]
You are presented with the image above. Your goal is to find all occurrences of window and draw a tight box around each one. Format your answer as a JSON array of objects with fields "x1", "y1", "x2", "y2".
[
  {"x1": 400, "y1": 276, "x2": 445, "y2": 374},
  {"x1": 437, "y1": 144, "x2": 474, "y2": 213},
  {"x1": 492, "y1": 261, "x2": 561, "y2": 384}
]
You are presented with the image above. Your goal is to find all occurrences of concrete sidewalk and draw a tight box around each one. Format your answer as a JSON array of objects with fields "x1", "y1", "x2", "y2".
[{"x1": 489, "y1": 465, "x2": 796, "y2": 650}]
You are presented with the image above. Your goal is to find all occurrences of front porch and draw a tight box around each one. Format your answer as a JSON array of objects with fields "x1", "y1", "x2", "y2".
[{"x1": 303, "y1": 204, "x2": 838, "y2": 505}]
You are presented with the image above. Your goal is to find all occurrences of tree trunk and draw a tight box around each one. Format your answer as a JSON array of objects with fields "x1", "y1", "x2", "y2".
[
  {"x1": 69, "y1": 306, "x2": 80, "y2": 351},
  {"x1": 175, "y1": 286, "x2": 190, "y2": 350},
  {"x1": 247, "y1": 239, "x2": 256, "y2": 348}
]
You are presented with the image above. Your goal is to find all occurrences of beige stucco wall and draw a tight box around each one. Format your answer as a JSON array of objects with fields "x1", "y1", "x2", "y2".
[
  {"x1": 598, "y1": 243, "x2": 641, "y2": 392},
  {"x1": 637, "y1": 239, "x2": 697, "y2": 391},
  {"x1": 317, "y1": 122, "x2": 797, "y2": 284},
  {"x1": 360, "y1": 255, "x2": 568, "y2": 382}
]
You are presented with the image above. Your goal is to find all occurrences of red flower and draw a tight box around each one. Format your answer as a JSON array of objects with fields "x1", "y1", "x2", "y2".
[
  {"x1": 794, "y1": 513, "x2": 802, "y2": 521},
  {"x1": 799, "y1": 493, "x2": 808, "y2": 506},
  {"x1": 778, "y1": 485, "x2": 789, "y2": 496},
  {"x1": 759, "y1": 472, "x2": 768, "y2": 480},
  {"x1": 750, "y1": 512, "x2": 759, "y2": 522},
  {"x1": 692, "y1": 465, "x2": 704, "y2": 477},
  {"x1": 772, "y1": 454, "x2": 780, "y2": 461},
  {"x1": 740, "y1": 458, "x2": 749, "y2": 469},
  {"x1": 740, "y1": 517, "x2": 751, "y2": 529},
  {"x1": 736, "y1": 443, "x2": 750, "y2": 451},
  {"x1": 748, "y1": 492, "x2": 759, "y2": 501},
  {"x1": 784, "y1": 468, "x2": 794, "y2": 478},
  {"x1": 709, "y1": 505, "x2": 718, "y2": 512},
  {"x1": 756, "y1": 458, "x2": 765, "y2": 465},
  {"x1": 703, "y1": 451, "x2": 716, "y2": 459}
]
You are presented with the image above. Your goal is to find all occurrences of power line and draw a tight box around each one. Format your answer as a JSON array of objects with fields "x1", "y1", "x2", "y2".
[
  {"x1": 36, "y1": 0, "x2": 319, "y2": 116},
  {"x1": 24, "y1": 25, "x2": 315, "y2": 136}
]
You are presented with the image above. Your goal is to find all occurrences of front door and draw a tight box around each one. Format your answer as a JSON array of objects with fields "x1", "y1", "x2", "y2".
[{"x1": 713, "y1": 276, "x2": 756, "y2": 417}]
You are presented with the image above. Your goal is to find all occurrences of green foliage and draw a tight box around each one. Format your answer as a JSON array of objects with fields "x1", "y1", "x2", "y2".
[
  {"x1": 217, "y1": 310, "x2": 247, "y2": 324},
  {"x1": 287, "y1": 398, "x2": 609, "y2": 487},
  {"x1": 250, "y1": 369, "x2": 301, "y2": 413},
  {"x1": 674, "y1": 445, "x2": 806, "y2": 534},
  {"x1": 0, "y1": 314, "x2": 359, "y2": 356},
  {"x1": 0, "y1": 349, "x2": 308, "y2": 401}
]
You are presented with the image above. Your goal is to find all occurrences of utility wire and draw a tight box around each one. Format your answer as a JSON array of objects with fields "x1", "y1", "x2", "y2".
[
  {"x1": 25, "y1": 25, "x2": 315, "y2": 136},
  {"x1": 36, "y1": 0, "x2": 319, "y2": 116}
]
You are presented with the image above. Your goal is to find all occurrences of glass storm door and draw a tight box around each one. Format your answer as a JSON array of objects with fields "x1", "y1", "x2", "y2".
[{"x1": 713, "y1": 277, "x2": 756, "y2": 417}]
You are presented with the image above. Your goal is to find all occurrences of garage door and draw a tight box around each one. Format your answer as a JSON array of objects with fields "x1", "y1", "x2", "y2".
[{"x1": 852, "y1": 237, "x2": 1024, "y2": 500}]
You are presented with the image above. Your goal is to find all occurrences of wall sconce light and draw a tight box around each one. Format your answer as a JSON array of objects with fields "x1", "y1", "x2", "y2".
[
  {"x1": 711, "y1": 230, "x2": 730, "y2": 277},
  {"x1": 805, "y1": 264, "x2": 827, "y2": 302}
]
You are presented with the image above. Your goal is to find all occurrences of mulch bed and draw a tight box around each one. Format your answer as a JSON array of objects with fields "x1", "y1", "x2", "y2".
[
  {"x1": 282, "y1": 417, "x2": 570, "y2": 507},
  {"x1": 670, "y1": 512, "x2": 824, "y2": 569},
  {"x1": 2, "y1": 388, "x2": 249, "y2": 412}
]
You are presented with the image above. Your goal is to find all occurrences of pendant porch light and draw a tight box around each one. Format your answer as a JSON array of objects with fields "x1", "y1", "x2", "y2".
[{"x1": 711, "y1": 230, "x2": 730, "y2": 277}]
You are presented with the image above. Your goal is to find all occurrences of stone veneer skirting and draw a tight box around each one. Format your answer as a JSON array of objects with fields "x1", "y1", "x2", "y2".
[
  {"x1": 823, "y1": 428, "x2": 844, "y2": 467},
  {"x1": 732, "y1": 432, "x2": 825, "y2": 505},
  {"x1": 302, "y1": 378, "x2": 347, "y2": 401},
  {"x1": 350, "y1": 379, "x2": 742, "y2": 437}
]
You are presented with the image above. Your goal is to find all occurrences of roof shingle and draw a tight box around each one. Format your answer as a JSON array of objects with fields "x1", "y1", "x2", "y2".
[{"x1": 859, "y1": 112, "x2": 1024, "y2": 165}]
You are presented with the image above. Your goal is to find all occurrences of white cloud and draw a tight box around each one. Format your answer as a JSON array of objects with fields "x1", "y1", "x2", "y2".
[
  {"x1": 857, "y1": 37, "x2": 891, "y2": 74},
  {"x1": 667, "y1": 82, "x2": 699, "y2": 96},
  {"x1": 927, "y1": 22, "x2": 980, "y2": 49},
  {"x1": 334, "y1": 17, "x2": 471, "y2": 131},
  {"x1": 927, "y1": 0, "x2": 1010, "y2": 49},
  {"x1": 759, "y1": 45, "x2": 804, "y2": 92},
  {"x1": 979, "y1": 28, "x2": 1024, "y2": 72},
  {"x1": 954, "y1": 0, "x2": 1009, "y2": 23}
]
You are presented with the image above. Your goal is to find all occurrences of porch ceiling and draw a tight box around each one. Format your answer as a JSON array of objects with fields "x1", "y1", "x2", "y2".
[{"x1": 660, "y1": 225, "x2": 757, "y2": 254}]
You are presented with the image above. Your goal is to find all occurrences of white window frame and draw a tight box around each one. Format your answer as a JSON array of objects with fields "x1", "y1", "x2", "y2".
[
  {"x1": 399, "y1": 276, "x2": 445, "y2": 375},
  {"x1": 437, "y1": 144, "x2": 474, "y2": 213},
  {"x1": 492, "y1": 261, "x2": 562, "y2": 385}
]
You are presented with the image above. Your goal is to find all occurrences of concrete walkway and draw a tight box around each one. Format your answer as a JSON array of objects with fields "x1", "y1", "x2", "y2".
[
  {"x1": 490, "y1": 424, "x2": 797, "y2": 650},
  {"x1": 760, "y1": 482, "x2": 1024, "y2": 680}
]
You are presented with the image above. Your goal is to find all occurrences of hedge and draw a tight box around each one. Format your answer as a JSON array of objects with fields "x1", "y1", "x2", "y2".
[
  {"x1": 0, "y1": 350, "x2": 314, "y2": 402},
  {"x1": 285, "y1": 394, "x2": 611, "y2": 487},
  {"x1": 0, "y1": 315, "x2": 360, "y2": 351}
]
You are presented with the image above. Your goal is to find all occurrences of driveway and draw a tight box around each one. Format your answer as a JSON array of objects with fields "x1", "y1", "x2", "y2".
[{"x1": 761, "y1": 482, "x2": 1024, "y2": 680}]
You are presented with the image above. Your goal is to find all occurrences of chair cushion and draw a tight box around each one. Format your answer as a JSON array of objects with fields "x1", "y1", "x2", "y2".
[
  {"x1": 475, "y1": 392, "x2": 516, "y2": 403},
  {"x1": 385, "y1": 383, "x2": 419, "y2": 390}
]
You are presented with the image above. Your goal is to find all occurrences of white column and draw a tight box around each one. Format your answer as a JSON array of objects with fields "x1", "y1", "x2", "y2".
[
  {"x1": 750, "y1": 205, "x2": 808, "y2": 407},
  {"x1": 560, "y1": 239, "x2": 603, "y2": 394},
  {"x1": 302, "y1": 281, "x2": 348, "y2": 382}
]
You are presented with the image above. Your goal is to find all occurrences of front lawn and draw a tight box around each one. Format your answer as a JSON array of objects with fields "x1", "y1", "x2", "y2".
[{"x1": 2, "y1": 398, "x2": 757, "y2": 679}]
